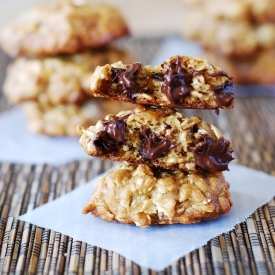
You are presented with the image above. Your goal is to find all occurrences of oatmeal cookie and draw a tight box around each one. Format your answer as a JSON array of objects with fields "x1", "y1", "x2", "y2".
[
  {"x1": 21, "y1": 99, "x2": 134, "y2": 136},
  {"x1": 77, "y1": 105, "x2": 234, "y2": 172},
  {"x1": 90, "y1": 55, "x2": 235, "y2": 110},
  {"x1": 182, "y1": 10, "x2": 275, "y2": 57},
  {"x1": 0, "y1": 1, "x2": 129, "y2": 57},
  {"x1": 204, "y1": 49, "x2": 275, "y2": 84},
  {"x1": 82, "y1": 163, "x2": 232, "y2": 227},
  {"x1": 3, "y1": 47, "x2": 132, "y2": 105},
  {"x1": 183, "y1": 0, "x2": 275, "y2": 23}
]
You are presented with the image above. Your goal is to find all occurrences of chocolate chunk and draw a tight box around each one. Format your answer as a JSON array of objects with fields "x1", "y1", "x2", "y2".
[
  {"x1": 111, "y1": 67, "x2": 125, "y2": 82},
  {"x1": 117, "y1": 63, "x2": 141, "y2": 94},
  {"x1": 161, "y1": 57, "x2": 208, "y2": 105},
  {"x1": 151, "y1": 72, "x2": 163, "y2": 81},
  {"x1": 118, "y1": 63, "x2": 140, "y2": 90},
  {"x1": 190, "y1": 137, "x2": 234, "y2": 172},
  {"x1": 110, "y1": 63, "x2": 144, "y2": 101},
  {"x1": 102, "y1": 117, "x2": 126, "y2": 143},
  {"x1": 161, "y1": 57, "x2": 193, "y2": 104},
  {"x1": 93, "y1": 131, "x2": 117, "y2": 153},
  {"x1": 161, "y1": 58, "x2": 234, "y2": 107},
  {"x1": 212, "y1": 79, "x2": 235, "y2": 108},
  {"x1": 138, "y1": 129, "x2": 178, "y2": 160},
  {"x1": 94, "y1": 116, "x2": 128, "y2": 153}
]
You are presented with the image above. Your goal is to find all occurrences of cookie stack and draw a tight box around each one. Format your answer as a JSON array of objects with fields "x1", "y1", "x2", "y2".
[
  {"x1": 182, "y1": 0, "x2": 275, "y2": 84},
  {"x1": 0, "y1": 0, "x2": 133, "y2": 136},
  {"x1": 78, "y1": 55, "x2": 234, "y2": 228}
]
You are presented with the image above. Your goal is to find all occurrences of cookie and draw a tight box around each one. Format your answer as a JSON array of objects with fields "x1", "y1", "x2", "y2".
[
  {"x1": 182, "y1": 0, "x2": 275, "y2": 23},
  {"x1": 182, "y1": 10, "x2": 275, "y2": 57},
  {"x1": 82, "y1": 163, "x2": 232, "y2": 228},
  {"x1": 77, "y1": 105, "x2": 234, "y2": 172},
  {"x1": 90, "y1": 55, "x2": 235, "y2": 110},
  {"x1": 21, "y1": 99, "x2": 134, "y2": 136},
  {"x1": 3, "y1": 47, "x2": 133, "y2": 105},
  {"x1": 204, "y1": 49, "x2": 275, "y2": 84},
  {"x1": 0, "y1": 1, "x2": 129, "y2": 57}
]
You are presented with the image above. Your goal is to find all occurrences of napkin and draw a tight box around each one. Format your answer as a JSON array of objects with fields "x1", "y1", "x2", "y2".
[
  {"x1": 19, "y1": 164, "x2": 275, "y2": 271},
  {"x1": 0, "y1": 107, "x2": 91, "y2": 165}
]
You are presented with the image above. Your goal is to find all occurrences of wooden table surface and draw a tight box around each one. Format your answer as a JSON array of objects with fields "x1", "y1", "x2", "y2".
[{"x1": 0, "y1": 37, "x2": 275, "y2": 275}]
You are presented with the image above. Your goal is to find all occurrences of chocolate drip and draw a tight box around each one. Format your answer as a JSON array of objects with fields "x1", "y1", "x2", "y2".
[
  {"x1": 94, "y1": 115, "x2": 128, "y2": 153},
  {"x1": 138, "y1": 129, "x2": 178, "y2": 160},
  {"x1": 215, "y1": 109, "x2": 220, "y2": 116},
  {"x1": 190, "y1": 137, "x2": 234, "y2": 172},
  {"x1": 212, "y1": 79, "x2": 235, "y2": 108}
]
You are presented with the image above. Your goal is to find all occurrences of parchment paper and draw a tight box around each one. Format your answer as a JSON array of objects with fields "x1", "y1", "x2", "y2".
[{"x1": 19, "y1": 164, "x2": 275, "y2": 271}]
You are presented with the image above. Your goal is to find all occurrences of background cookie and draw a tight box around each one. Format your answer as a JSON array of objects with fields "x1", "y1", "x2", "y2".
[
  {"x1": 21, "y1": 99, "x2": 134, "y2": 136},
  {"x1": 181, "y1": 0, "x2": 275, "y2": 84},
  {"x1": 0, "y1": 1, "x2": 129, "y2": 57},
  {"x1": 3, "y1": 47, "x2": 133, "y2": 105},
  {"x1": 204, "y1": 49, "x2": 275, "y2": 84},
  {"x1": 182, "y1": 10, "x2": 275, "y2": 57},
  {"x1": 182, "y1": 0, "x2": 275, "y2": 23}
]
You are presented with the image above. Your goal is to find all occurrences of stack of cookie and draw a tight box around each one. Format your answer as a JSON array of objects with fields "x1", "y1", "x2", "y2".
[
  {"x1": 78, "y1": 55, "x2": 235, "y2": 228},
  {"x1": 181, "y1": 0, "x2": 275, "y2": 84},
  {"x1": 0, "y1": 0, "x2": 132, "y2": 136}
]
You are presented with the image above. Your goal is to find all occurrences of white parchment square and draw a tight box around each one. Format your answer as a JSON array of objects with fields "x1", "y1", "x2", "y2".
[{"x1": 19, "y1": 164, "x2": 275, "y2": 271}]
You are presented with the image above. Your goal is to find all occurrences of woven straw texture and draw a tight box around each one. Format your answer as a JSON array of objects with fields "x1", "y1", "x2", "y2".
[{"x1": 0, "y1": 37, "x2": 275, "y2": 274}]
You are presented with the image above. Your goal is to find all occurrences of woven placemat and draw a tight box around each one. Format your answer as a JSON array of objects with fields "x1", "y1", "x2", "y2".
[
  {"x1": 1, "y1": 37, "x2": 275, "y2": 274},
  {"x1": 1, "y1": 156, "x2": 275, "y2": 275}
]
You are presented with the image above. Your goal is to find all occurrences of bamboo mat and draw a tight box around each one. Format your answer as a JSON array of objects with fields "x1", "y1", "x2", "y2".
[{"x1": 0, "y1": 37, "x2": 275, "y2": 275}]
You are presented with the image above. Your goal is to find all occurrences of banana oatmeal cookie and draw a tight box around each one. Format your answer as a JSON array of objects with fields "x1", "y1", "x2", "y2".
[
  {"x1": 182, "y1": 0, "x2": 275, "y2": 23},
  {"x1": 82, "y1": 163, "x2": 232, "y2": 227},
  {"x1": 90, "y1": 55, "x2": 234, "y2": 110},
  {"x1": 3, "y1": 47, "x2": 132, "y2": 105},
  {"x1": 182, "y1": 9, "x2": 275, "y2": 57},
  {"x1": 204, "y1": 49, "x2": 275, "y2": 84},
  {"x1": 77, "y1": 105, "x2": 234, "y2": 172},
  {"x1": 183, "y1": 0, "x2": 251, "y2": 21},
  {"x1": 0, "y1": 1, "x2": 129, "y2": 57},
  {"x1": 21, "y1": 99, "x2": 134, "y2": 136}
]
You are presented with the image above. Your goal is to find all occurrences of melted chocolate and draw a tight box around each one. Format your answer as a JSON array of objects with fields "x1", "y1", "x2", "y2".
[
  {"x1": 102, "y1": 117, "x2": 126, "y2": 143},
  {"x1": 94, "y1": 116, "x2": 128, "y2": 153},
  {"x1": 138, "y1": 129, "x2": 178, "y2": 160},
  {"x1": 161, "y1": 58, "x2": 235, "y2": 107},
  {"x1": 93, "y1": 131, "x2": 117, "y2": 153},
  {"x1": 112, "y1": 63, "x2": 142, "y2": 94},
  {"x1": 151, "y1": 72, "x2": 163, "y2": 81},
  {"x1": 190, "y1": 137, "x2": 234, "y2": 172},
  {"x1": 111, "y1": 67, "x2": 125, "y2": 82},
  {"x1": 161, "y1": 57, "x2": 194, "y2": 104},
  {"x1": 212, "y1": 79, "x2": 235, "y2": 108},
  {"x1": 209, "y1": 70, "x2": 229, "y2": 77}
]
